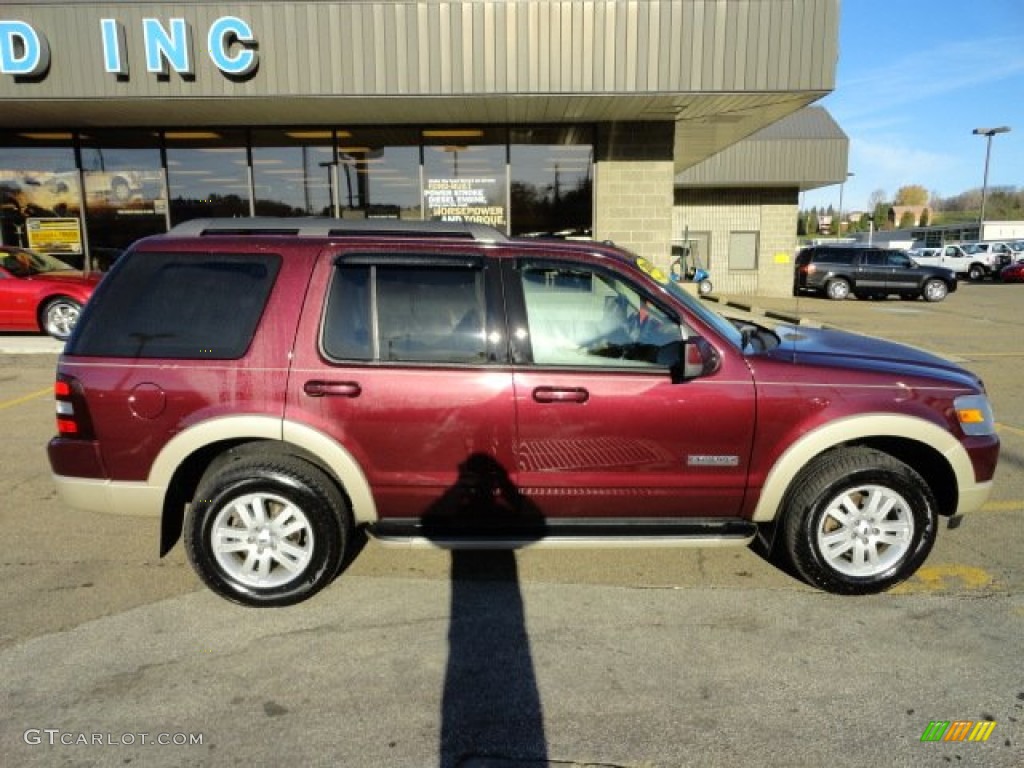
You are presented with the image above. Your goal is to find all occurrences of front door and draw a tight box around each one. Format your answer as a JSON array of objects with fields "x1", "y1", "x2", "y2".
[{"x1": 505, "y1": 257, "x2": 756, "y2": 520}]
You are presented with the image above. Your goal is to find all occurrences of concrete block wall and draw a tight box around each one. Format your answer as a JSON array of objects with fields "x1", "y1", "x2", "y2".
[
  {"x1": 593, "y1": 122, "x2": 675, "y2": 270},
  {"x1": 673, "y1": 188, "x2": 799, "y2": 297}
]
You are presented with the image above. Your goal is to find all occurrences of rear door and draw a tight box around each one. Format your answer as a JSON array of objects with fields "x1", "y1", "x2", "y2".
[
  {"x1": 503, "y1": 255, "x2": 756, "y2": 520},
  {"x1": 286, "y1": 246, "x2": 519, "y2": 528},
  {"x1": 856, "y1": 250, "x2": 890, "y2": 293}
]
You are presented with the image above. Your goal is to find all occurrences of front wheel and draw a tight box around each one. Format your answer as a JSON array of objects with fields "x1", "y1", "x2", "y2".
[
  {"x1": 698, "y1": 278, "x2": 713, "y2": 295},
  {"x1": 922, "y1": 279, "x2": 948, "y2": 302},
  {"x1": 781, "y1": 447, "x2": 937, "y2": 594},
  {"x1": 185, "y1": 453, "x2": 351, "y2": 606},
  {"x1": 42, "y1": 297, "x2": 81, "y2": 340},
  {"x1": 967, "y1": 264, "x2": 985, "y2": 281}
]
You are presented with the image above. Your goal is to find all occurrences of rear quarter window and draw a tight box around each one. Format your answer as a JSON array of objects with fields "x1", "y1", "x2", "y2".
[{"x1": 68, "y1": 252, "x2": 281, "y2": 359}]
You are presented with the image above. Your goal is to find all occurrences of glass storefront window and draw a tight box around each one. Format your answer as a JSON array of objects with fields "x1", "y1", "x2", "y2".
[
  {"x1": 510, "y1": 126, "x2": 593, "y2": 239},
  {"x1": 251, "y1": 129, "x2": 335, "y2": 217},
  {"x1": 80, "y1": 131, "x2": 166, "y2": 270},
  {"x1": 422, "y1": 127, "x2": 507, "y2": 230},
  {"x1": 0, "y1": 133, "x2": 82, "y2": 262},
  {"x1": 165, "y1": 130, "x2": 250, "y2": 225},
  {"x1": 336, "y1": 127, "x2": 422, "y2": 220}
]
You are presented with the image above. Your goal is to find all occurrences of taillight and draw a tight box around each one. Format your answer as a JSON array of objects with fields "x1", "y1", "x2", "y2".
[{"x1": 54, "y1": 374, "x2": 95, "y2": 439}]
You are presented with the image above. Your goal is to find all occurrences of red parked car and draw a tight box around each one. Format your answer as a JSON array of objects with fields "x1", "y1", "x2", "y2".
[
  {"x1": 999, "y1": 260, "x2": 1024, "y2": 283},
  {"x1": 47, "y1": 218, "x2": 999, "y2": 606},
  {"x1": 0, "y1": 246, "x2": 99, "y2": 340}
]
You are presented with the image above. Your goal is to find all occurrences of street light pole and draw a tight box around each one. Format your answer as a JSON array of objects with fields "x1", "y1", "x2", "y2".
[
  {"x1": 972, "y1": 126, "x2": 1011, "y2": 234},
  {"x1": 838, "y1": 171, "x2": 854, "y2": 237}
]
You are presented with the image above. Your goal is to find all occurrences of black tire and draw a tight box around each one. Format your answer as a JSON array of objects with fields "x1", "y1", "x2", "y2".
[
  {"x1": 41, "y1": 297, "x2": 81, "y2": 340},
  {"x1": 185, "y1": 452, "x2": 351, "y2": 606},
  {"x1": 698, "y1": 279, "x2": 713, "y2": 296},
  {"x1": 781, "y1": 447, "x2": 937, "y2": 595},
  {"x1": 921, "y1": 278, "x2": 948, "y2": 302},
  {"x1": 826, "y1": 278, "x2": 850, "y2": 301},
  {"x1": 967, "y1": 264, "x2": 985, "y2": 281}
]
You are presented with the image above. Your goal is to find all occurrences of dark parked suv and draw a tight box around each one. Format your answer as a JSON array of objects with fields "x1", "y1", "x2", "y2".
[
  {"x1": 48, "y1": 219, "x2": 999, "y2": 606},
  {"x1": 794, "y1": 245, "x2": 957, "y2": 301}
]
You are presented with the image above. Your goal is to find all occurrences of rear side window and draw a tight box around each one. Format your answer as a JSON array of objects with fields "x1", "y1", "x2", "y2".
[
  {"x1": 322, "y1": 260, "x2": 488, "y2": 364},
  {"x1": 68, "y1": 252, "x2": 281, "y2": 359},
  {"x1": 815, "y1": 249, "x2": 856, "y2": 266}
]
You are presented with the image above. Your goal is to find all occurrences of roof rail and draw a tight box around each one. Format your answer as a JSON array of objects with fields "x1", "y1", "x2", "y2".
[{"x1": 166, "y1": 217, "x2": 508, "y2": 243}]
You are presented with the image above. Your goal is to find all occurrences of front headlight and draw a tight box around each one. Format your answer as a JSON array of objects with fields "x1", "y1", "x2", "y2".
[{"x1": 954, "y1": 394, "x2": 996, "y2": 436}]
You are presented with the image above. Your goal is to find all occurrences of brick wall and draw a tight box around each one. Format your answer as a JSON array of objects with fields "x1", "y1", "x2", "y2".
[
  {"x1": 674, "y1": 188, "x2": 799, "y2": 297},
  {"x1": 593, "y1": 123, "x2": 675, "y2": 270}
]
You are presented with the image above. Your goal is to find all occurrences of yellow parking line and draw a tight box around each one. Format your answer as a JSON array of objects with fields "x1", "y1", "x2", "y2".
[
  {"x1": 996, "y1": 423, "x2": 1024, "y2": 437},
  {"x1": 893, "y1": 564, "x2": 993, "y2": 594},
  {"x1": 981, "y1": 500, "x2": 1022, "y2": 513},
  {"x1": 0, "y1": 386, "x2": 52, "y2": 411}
]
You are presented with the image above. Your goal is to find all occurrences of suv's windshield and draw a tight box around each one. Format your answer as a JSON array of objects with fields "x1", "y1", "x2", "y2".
[
  {"x1": 0, "y1": 248, "x2": 75, "y2": 277},
  {"x1": 633, "y1": 256, "x2": 744, "y2": 348}
]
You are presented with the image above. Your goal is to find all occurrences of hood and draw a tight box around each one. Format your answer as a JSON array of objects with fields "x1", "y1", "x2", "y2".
[{"x1": 765, "y1": 323, "x2": 979, "y2": 387}]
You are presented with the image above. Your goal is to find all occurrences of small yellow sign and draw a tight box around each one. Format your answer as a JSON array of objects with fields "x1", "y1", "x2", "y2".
[
  {"x1": 773, "y1": 252, "x2": 791, "y2": 264},
  {"x1": 26, "y1": 217, "x2": 83, "y2": 255}
]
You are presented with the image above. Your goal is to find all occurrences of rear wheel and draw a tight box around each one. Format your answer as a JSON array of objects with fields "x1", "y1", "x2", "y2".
[
  {"x1": 698, "y1": 278, "x2": 713, "y2": 295},
  {"x1": 782, "y1": 447, "x2": 937, "y2": 595},
  {"x1": 922, "y1": 279, "x2": 948, "y2": 302},
  {"x1": 185, "y1": 453, "x2": 351, "y2": 606},
  {"x1": 826, "y1": 278, "x2": 850, "y2": 301},
  {"x1": 41, "y1": 297, "x2": 81, "y2": 340}
]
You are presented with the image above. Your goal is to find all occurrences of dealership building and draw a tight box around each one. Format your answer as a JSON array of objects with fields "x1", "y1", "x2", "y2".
[{"x1": 1, "y1": 0, "x2": 847, "y2": 296}]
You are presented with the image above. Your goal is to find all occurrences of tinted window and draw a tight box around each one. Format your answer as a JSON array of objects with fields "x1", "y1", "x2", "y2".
[
  {"x1": 322, "y1": 262, "x2": 487, "y2": 364},
  {"x1": 520, "y1": 262, "x2": 680, "y2": 368},
  {"x1": 887, "y1": 251, "x2": 913, "y2": 268},
  {"x1": 814, "y1": 249, "x2": 856, "y2": 266},
  {"x1": 69, "y1": 252, "x2": 280, "y2": 358}
]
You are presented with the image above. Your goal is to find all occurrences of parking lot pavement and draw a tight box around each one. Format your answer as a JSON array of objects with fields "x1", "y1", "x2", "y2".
[
  {"x1": 0, "y1": 333, "x2": 63, "y2": 356},
  {"x1": 1, "y1": 285, "x2": 1022, "y2": 767}
]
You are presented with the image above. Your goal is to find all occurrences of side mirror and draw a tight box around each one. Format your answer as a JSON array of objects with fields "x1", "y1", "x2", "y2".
[{"x1": 665, "y1": 337, "x2": 721, "y2": 382}]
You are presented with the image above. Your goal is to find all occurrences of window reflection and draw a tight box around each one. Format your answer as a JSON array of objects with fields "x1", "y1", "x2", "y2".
[
  {"x1": 80, "y1": 132, "x2": 166, "y2": 270},
  {"x1": 337, "y1": 128, "x2": 421, "y2": 220},
  {"x1": 510, "y1": 127, "x2": 593, "y2": 239},
  {"x1": 251, "y1": 130, "x2": 334, "y2": 216},
  {"x1": 423, "y1": 127, "x2": 507, "y2": 230},
  {"x1": 0, "y1": 135, "x2": 80, "y2": 259},
  {"x1": 166, "y1": 130, "x2": 249, "y2": 225}
]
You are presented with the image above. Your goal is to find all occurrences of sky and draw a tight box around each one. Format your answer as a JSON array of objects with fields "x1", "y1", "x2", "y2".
[{"x1": 800, "y1": 0, "x2": 1024, "y2": 214}]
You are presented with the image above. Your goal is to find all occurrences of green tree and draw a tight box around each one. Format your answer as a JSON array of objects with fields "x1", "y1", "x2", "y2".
[
  {"x1": 895, "y1": 185, "x2": 929, "y2": 205},
  {"x1": 919, "y1": 208, "x2": 930, "y2": 227},
  {"x1": 899, "y1": 211, "x2": 916, "y2": 228},
  {"x1": 807, "y1": 209, "x2": 820, "y2": 235},
  {"x1": 872, "y1": 201, "x2": 890, "y2": 231}
]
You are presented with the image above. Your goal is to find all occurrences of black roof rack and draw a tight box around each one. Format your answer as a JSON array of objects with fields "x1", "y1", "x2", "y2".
[{"x1": 166, "y1": 217, "x2": 508, "y2": 243}]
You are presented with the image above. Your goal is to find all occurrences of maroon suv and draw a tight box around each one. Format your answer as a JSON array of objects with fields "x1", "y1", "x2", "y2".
[{"x1": 47, "y1": 218, "x2": 1000, "y2": 606}]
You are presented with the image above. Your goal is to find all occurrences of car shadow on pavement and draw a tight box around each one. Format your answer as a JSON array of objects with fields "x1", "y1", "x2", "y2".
[{"x1": 423, "y1": 454, "x2": 549, "y2": 767}]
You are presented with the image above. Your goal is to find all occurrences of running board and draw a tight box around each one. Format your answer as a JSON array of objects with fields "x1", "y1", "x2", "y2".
[{"x1": 366, "y1": 518, "x2": 757, "y2": 550}]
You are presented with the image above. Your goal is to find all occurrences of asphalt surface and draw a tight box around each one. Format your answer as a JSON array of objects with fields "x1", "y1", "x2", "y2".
[{"x1": 1, "y1": 282, "x2": 1022, "y2": 767}]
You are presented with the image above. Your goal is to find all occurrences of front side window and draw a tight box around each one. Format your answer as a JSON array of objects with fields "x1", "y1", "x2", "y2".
[
  {"x1": 887, "y1": 251, "x2": 913, "y2": 268},
  {"x1": 519, "y1": 262, "x2": 680, "y2": 368},
  {"x1": 323, "y1": 261, "x2": 488, "y2": 364}
]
